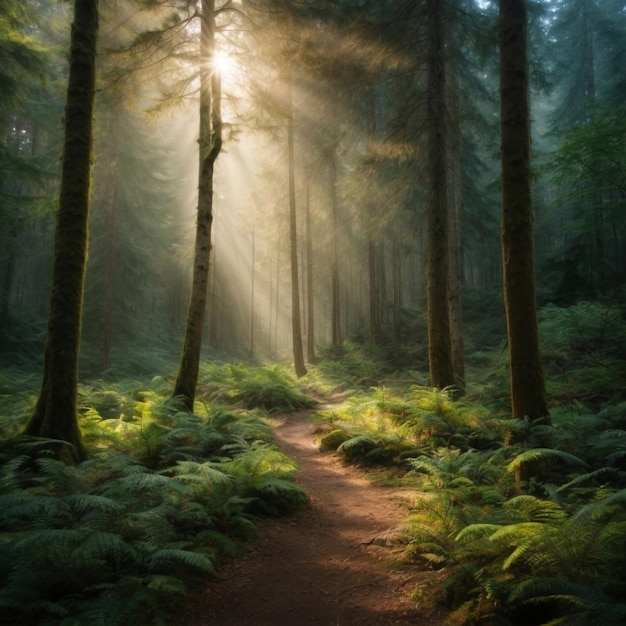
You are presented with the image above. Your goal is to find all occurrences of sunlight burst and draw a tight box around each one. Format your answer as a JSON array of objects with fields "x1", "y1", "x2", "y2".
[{"x1": 214, "y1": 49, "x2": 235, "y2": 77}]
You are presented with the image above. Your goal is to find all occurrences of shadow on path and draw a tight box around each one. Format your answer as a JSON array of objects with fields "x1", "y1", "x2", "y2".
[{"x1": 180, "y1": 408, "x2": 445, "y2": 626}]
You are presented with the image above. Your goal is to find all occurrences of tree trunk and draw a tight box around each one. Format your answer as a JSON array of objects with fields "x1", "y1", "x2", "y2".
[
  {"x1": 100, "y1": 112, "x2": 120, "y2": 371},
  {"x1": 287, "y1": 80, "x2": 307, "y2": 378},
  {"x1": 208, "y1": 244, "x2": 219, "y2": 349},
  {"x1": 426, "y1": 0, "x2": 454, "y2": 389},
  {"x1": 305, "y1": 182, "x2": 317, "y2": 363},
  {"x1": 250, "y1": 226, "x2": 255, "y2": 356},
  {"x1": 0, "y1": 225, "x2": 17, "y2": 325},
  {"x1": 329, "y1": 138, "x2": 342, "y2": 348},
  {"x1": 448, "y1": 61, "x2": 465, "y2": 391},
  {"x1": 499, "y1": 0, "x2": 549, "y2": 425},
  {"x1": 22, "y1": 0, "x2": 98, "y2": 464},
  {"x1": 366, "y1": 88, "x2": 381, "y2": 345},
  {"x1": 172, "y1": 0, "x2": 222, "y2": 410}
]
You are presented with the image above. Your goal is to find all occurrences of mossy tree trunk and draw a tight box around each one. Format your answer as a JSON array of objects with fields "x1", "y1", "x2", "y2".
[
  {"x1": 22, "y1": 0, "x2": 98, "y2": 464},
  {"x1": 499, "y1": 0, "x2": 549, "y2": 426},
  {"x1": 172, "y1": 0, "x2": 222, "y2": 410},
  {"x1": 426, "y1": 0, "x2": 454, "y2": 389}
]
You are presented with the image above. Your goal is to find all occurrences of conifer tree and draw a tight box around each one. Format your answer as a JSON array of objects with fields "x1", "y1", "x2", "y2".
[
  {"x1": 499, "y1": 0, "x2": 549, "y2": 426},
  {"x1": 426, "y1": 0, "x2": 454, "y2": 389},
  {"x1": 172, "y1": 0, "x2": 222, "y2": 409},
  {"x1": 23, "y1": 0, "x2": 99, "y2": 463}
]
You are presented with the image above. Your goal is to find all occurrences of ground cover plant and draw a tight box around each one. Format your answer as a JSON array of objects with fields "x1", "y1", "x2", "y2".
[
  {"x1": 312, "y1": 301, "x2": 626, "y2": 625},
  {"x1": 1, "y1": 301, "x2": 625, "y2": 625},
  {"x1": 0, "y1": 365, "x2": 309, "y2": 625}
]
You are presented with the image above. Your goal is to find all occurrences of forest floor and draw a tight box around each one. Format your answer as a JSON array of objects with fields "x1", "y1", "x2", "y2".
[{"x1": 179, "y1": 400, "x2": 447, "y2": 626}]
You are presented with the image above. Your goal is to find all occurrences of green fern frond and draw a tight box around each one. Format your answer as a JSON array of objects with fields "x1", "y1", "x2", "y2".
[
  {"x1": 488, "y1": 521, "x2": 544, "y2": 543},
  {"x1": 250, "y1": 477, "x2": 309, "y2": 515},
  {"x1": 509, "y1": 576, "x2": 571, "y2": 605},
  {"x1": 145, "y1": 573, "x2": 187, "y2": 596},
  {"x1": 456, "y1": 523, "x2": 503, "y2": 542},
  {"x1": 0, "y1": 493, "x2": 71, "y2": 526},
  {"x1": 195, "y1": 528, "x2": 241, "y2": 555},
  {"x1": 14, "y1": 527, "x2": 82, "y2": 551},
  {"x1": 0, "y1": 455, "x2": 32, "y2": 492},
  {"x1": 127, "y1": 472, "x2": 187, "y2": 494},
  {"x1": 556, "y1": 467, "x2": 624, "y2": 493},
  {"x1": 506, "y1": 448, "x2": 588, "y2": 474},
  {"x1": 407, "y1": 457, "x2": 439, "y2": 477},
  {"x1": 337, "y1": 435, "x2": 378, "y2": 460},
  {"x1": 503, "y1": 495, "x2": 568, "y2": 523},
  {"x1": 65, "y1": 493, "x2": 125, "y2": 517},
  {"x1": 573, "y1": 488, "x2": 626, "y2": 523},
  {"x1": 71, "y1": 531, "x2": 133, "y2": 571},
  {"x1": 145, "y1": 548, "x2": 215, "y2": 574},
  {"x1": 168, "y1": 461, "x2": 233, "y2": 486}
]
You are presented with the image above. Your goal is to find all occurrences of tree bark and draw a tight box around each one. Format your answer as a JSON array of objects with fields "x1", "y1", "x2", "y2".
[
  {"x1": 329, "y1": 137, "x2": 342, "y2": 348},
  {"x1": 366, "y1": 88, "x2": 381, "y2": 345},
  {"x1": 499, "y1": 0, "x2": 549, "y2": 424},
  {"x1": 426, "y1": 0, "x2": 454, "y2": 389},
  {"x1": 172, "y1": 0, "x2": 222, "y2": 410},
  {"x1": 22, "y1": 0, "x2": 98, "y2": 463},
  {"x1": 287, "y1": 80, "x2": 307, "y2": 377},
  {"x1": 448, "y1": 61, "x2": 465, "y2": 391},
  {"x1": 305, "y1": 182, "x2": 317, "y2": 363},
  {"x1": 250, "y1": 226, "x2": 255, "y2": 356},
  {"x1": 100, "y1": 111, "x2": 120, "y2": 371}
]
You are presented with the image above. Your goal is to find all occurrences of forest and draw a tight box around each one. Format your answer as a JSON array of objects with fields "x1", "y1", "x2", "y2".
[{"x1": 1, "y1": 0, "x2": 625, "y2": 624}]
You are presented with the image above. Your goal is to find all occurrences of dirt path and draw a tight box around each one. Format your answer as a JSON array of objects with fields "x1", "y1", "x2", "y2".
[{"x1": 180, "y1": 405, "x2": 444, "y2": 625}]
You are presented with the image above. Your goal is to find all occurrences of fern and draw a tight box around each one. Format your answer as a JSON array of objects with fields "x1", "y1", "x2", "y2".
[
  {"x1": 145, "y1": 548, "x2": 215, "y2": 574},
  {"x1": 506, "y1": 448, "x2": 588, "y2": 476},
  {"x1": 556, "y1": 467, "x2": 626, "y2": 494},
  {"x1": 337, "y1": 435, "x2": 378, "y2": 461},
  {"x1": 200, "y1": 363, "x2": 314, "y2": 412}
]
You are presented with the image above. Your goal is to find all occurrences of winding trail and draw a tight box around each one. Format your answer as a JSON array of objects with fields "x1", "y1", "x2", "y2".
[{"x1": 180, "y1": 405, "x2": 444, "y2": 625}]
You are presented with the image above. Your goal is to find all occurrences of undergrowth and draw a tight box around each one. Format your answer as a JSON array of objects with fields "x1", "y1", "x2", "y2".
[
  {"x1": 0, "y1": 365, "x2": 310, "y2": 625},
  {"x1": 311, "y1": 302, "x2": 626, "y2": 625},
  {"x1": 198, "y1": 362, "x2": 315, "y2": 412},
  {"x1": 1, "y1": 301, "x2": 625, "y2": 625}
]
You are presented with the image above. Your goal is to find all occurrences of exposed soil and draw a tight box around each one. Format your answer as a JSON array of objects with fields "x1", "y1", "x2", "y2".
[{"x1": 180, "y1": 402, "x2": 446, "y2": 626}]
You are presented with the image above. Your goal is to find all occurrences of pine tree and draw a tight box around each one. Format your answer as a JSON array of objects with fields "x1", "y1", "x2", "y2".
[
  {"x1": 23, "y1": 0, "x2": 99, "y2": 463},
  {"x1": 426, "y1": 0, "x2": 454, "y2": 389},
  {"x1": 172, "y1": 0, "x2": 223, "y2": 409},
  {"x1": 499, "y1": 0, "x2": 549, "y2": 430}
]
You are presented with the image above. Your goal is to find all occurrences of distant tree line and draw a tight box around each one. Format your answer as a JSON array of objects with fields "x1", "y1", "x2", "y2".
[{"x1": 0, "y1": 0, "x2": 624, "y2": 457}]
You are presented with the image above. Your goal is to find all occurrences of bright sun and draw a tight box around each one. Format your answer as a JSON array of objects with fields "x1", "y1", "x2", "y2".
[{"x1": 214, "y1": 50, "x2": 235, "y2": 77}]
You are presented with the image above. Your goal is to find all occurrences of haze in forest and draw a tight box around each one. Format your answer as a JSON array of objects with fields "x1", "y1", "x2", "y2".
[
  {"x1": 2, "y1": 0, "x2": 625, "y2": 377},
  {"x1": 2, "y1": 1, "x2": 626, "y2": 625}
]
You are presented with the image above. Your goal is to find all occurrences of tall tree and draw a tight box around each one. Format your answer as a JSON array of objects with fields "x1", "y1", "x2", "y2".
[
  {"x1": 172, "y1": 0, "x2": 222, "y2": 409},
  {"x1": 499, "y1": 0, "x2": 549, "y2": 424},
  {"x1": 448, "y1": 58, "x2": 465, "y2": 390},
  {"x1": 22, "y1": 0, "x2": 99, "y2": 463},
  {"x1": 305, "y1": 181, "x2": 317, "y2": 363},
  {"x1": 287, "y1": 78, "x2": 307, "y2": 377},
  {"x1": 426, "y1": 0, "x2": 454, "y2": 389}
]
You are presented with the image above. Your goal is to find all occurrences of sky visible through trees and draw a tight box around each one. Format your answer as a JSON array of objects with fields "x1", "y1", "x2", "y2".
[
  {"x1": 2, "y1": 3, "x2": 626, "y2": 624},
  {"x1": 1, "y1": 0, "x2": 625, "y2": 382}
]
